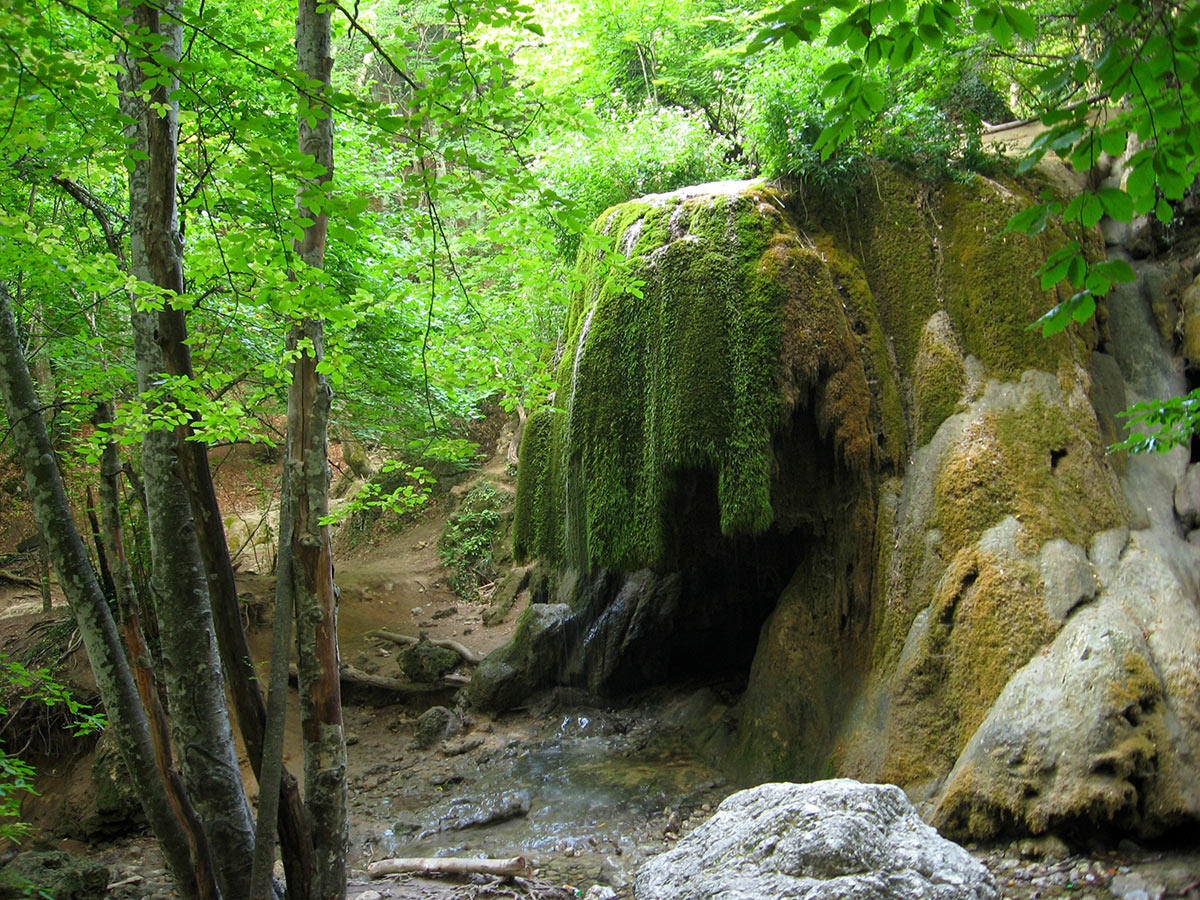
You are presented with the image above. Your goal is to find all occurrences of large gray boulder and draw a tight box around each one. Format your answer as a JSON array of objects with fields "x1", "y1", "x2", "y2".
[{"x1": 635, "y1": 780, "x2": 997, "y2": 900}]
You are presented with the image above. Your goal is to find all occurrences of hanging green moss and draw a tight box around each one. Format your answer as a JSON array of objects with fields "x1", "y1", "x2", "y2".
[
  {"x1": 513, "y1": 184, "x2": 878, "y2": 571},
  {"x1": 515, "y1": 188, "x2": 785, "y2": 569}
]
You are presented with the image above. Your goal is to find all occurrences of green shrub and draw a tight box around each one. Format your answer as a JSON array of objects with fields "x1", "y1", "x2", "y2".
[
  {"x1": 439, "y1": 483, "x2": 509, "y2": 599},
  {"x1": 534, "y1": 104, "x2": 739, "y2": 258}
]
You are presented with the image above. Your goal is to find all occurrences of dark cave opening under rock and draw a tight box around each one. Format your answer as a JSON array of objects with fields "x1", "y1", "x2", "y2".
[
  {"x1": 583, "y1": 403, "x2": 863, "y2": 697},
  {"x1": 605, "y1": 466, "x2": 811, "y2": 692}
]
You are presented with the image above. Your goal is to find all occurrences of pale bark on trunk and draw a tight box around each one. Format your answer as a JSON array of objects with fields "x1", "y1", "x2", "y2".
[
  {"x1": 121, "y1": 5, "x2": 256, "y2": 900},
  {"x1": 37, "y1": 541, "x2": 51, "y2": 613},
  {"x1": 286, "y1": 4, "x2": 348, "y2": 898},
  {"x1": 52, "y1": 68, "x2": 308, "y2": 899},
  {"x1": 0, "y1": 286, "x2": 203, "y2": 900},
  {"x1": 151, "y1": 106, "x2": 314, "y2": 900},
  {"x1": 94, "y1": 403, "x2": 222, "y2": 900}
]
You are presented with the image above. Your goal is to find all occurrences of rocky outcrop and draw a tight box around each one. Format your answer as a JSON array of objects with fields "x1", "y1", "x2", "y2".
[
  {"x1": 477, "y1": 167, "x2": 1200, "y2": 843},
  {"x1": 635, "y1": 780, "x2": 997, "y2": 900}
]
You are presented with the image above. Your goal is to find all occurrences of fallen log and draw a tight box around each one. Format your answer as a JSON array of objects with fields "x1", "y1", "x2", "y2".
[
  {"x1": 287, "y1": 663, "x2": 459, "y2": 697},
  {"x1": 0, "y1": 568, "x2": 38, "y2": 588},
  {"x1": 368, "y1": 629, "x2": 485, "y2": 665},
  {"x1": 367, "y1": 856, "x2": 529, "y2": 879}
]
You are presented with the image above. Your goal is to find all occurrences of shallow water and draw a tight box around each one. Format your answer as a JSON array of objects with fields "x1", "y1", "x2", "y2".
[{"x1": 374, "y1": 713, "x2": 727, "y2": 869}]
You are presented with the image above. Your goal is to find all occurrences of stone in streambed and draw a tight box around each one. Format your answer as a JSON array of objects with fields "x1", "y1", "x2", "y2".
[{"x1": 635, "y1": 780, "x2": 996, "y2": 900}]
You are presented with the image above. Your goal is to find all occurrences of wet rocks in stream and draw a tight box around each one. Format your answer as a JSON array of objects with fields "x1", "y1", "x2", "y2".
[{"x1": 411, "y1": 705, "x2": 462, "y2": 749}]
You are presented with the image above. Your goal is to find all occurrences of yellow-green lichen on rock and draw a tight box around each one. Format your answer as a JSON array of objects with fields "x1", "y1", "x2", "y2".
[
  {"x1": 912, "y1": 311, "x2": 967, "y2": 447},
  {"x1": 938, "y1": 176, "x2": 1083, "y2": 378},
  {"x1": 933, "y1": 382, "x2": 1126, "y2": 555},
  {"x1": 833, "y1": 167, "x2": 1085, "y2": 388},
  {"x1": 840, "y1": 371, "x2": 1129, "y2": 796},
  {"x1": 923, "y1": 505, "x2": 1200, "y2": 840}
]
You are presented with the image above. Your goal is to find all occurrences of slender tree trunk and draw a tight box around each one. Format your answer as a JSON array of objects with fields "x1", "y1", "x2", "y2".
[
  {"x1": 0, "y1": 286, "x2": 204, "y2": 900},
  {"x1": 155, "y1": 191, "x2": 314, "y2": 900},
  {"x1": 287, "y1": 4, "x2": 347, "y2": 897},
  {"x1": 37, "y1": 541, "x2": 51, "y2": 613},
  {"x1": 94, "y1": 403, "x2": 222, "y2": 900},
  {"x1": 121, "y1": 5, "x2": 256, "y2": 899},
  {"x1": 86, "y1": 486, "x2": 118, "y2": 600},
  {"x1": 250, "y1": 483, "x2": 296, "y2": 900}
]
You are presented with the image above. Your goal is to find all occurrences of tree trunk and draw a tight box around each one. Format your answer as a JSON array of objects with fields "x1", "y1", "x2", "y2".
[
  {"x1": 287, "y1": 4, "x2": 348, "y2": 898},
  {"x1": 0, "y1": 286, "x2": 205, "y2": 900},
  {"x1": 37, "y1": 541, "x2": 51, "y2": 614},
  {"x1": 94, "y1": 403, "x2": 223, "y2": 900},
  {"x1": 150, "y1": 101, "x2": 315, "y2": 900},
  {"x1": 250, "y1": 478, "x2": 297, "y2": 900},
  {"x1": 121, "y1": 5, "x2": 256, "y2": 899}
]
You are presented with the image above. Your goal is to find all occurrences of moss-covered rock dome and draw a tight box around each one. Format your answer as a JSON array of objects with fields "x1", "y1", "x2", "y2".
[{"x1": 476, "y1": 169, "x2": 1200, "y2": 845}]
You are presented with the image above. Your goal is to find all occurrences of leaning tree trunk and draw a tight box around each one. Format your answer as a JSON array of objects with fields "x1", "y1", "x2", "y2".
[
  {"x1": 286, "y1": 3, "x2": 348, "y2": 898},
  {"x1": 0, "y1": 287, "x2": 208, "y2": 900},
  {"x1": 121, "y1": 5, "x2": 256, "y2": 899}
]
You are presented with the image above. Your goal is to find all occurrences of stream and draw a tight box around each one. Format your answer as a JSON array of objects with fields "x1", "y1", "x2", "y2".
[{"x1": 345, "y1": 691, "x2": 735, "y2": 887}]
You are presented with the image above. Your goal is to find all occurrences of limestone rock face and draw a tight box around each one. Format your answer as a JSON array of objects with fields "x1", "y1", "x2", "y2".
[
  {"x1": 485, "y1": 169, "x2": 1200, "y2": 842},
  {"x1": 931, "y1": 528, "x2": 1200, "y2": 838},
  {"x1": 635, "y1": 780, "x2": 997, "y2": 900}
]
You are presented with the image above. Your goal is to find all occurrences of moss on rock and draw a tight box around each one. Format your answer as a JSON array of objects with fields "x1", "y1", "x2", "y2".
[
  {"x1": 912, "y1": 312, "x2": 967, "y2": 446},
  {"x1": 934, "y1": 389, "x2": 1125, "y2": 555},
  {"x1": 882, "y1": 543, "x2": 1055, "y2": 785},
  {"x1": 514, "y1": 183, "x2": 879, "y2": 571},
  {"x1": 939, "y1": 177, "x2": 1082, "y2": 378}
]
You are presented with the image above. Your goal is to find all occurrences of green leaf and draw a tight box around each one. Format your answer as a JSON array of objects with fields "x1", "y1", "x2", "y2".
[
  {"x1": 827, "y1": 18, "x2": 854, "y2": 45},
  {"x1": 1039, "y1": 244, "x2": 1079, "y2": 288},
  {"x1": 1062, "y1": 193, "x2": 1084, "y2": 223},
  {"x1": 1007, "y1": 202, "x2": 1052, "y2": 234},
  {"x1": 989, "y1": 12, "x2": 1012, "y2": 44},
  {"x1": 1080, "y1": 192, "x2": 1105, "y2": 228},
  {"x1": 1067, "y1": 253, "x2": 1087, "y2": 288},
  {"x1": 973, "y1": 5, "x2": 998, "y2": 30},
  {"x1": 1156, "y1": 196, "x2": 1174, "y2": 224},
  {"x1": 1097, "y1": 188, "x2": 1134, "y2": 221},
  {"x1": 1069, "y1": 291, "x2": 1096, "y2": 322},
  {"x1": 1001, "y1": 3, "x2": 1036, "y2": 40},
  {"x1": 918, "y1": 23, "x2": 942, "y2": 46},
  {"x1": 1100, "y1": 129, "x2": 1127, "y2": 156},
  {"x1": 1093, "y1": 258, "x2": 1136, "y2": 285}
]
